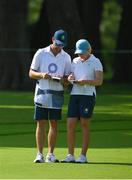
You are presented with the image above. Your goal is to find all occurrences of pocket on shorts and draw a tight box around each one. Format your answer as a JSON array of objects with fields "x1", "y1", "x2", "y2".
[{"x1": 52, "y1": 94, "x2": 64, "y2": 108}]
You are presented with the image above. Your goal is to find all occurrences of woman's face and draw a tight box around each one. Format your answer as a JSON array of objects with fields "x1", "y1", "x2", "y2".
[
  {"x1": 78, "y1": 51, "x2": 90, "y2": 61},
  {"x1": 78, "y1": 48, "x2": 91, "y2": 61}
]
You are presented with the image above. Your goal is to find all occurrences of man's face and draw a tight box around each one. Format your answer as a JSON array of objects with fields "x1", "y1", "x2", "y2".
[
  {"x1": 54, "y1": 41, "x2": 64, "y2": 48},
  {"x1": 53, "y1": 43, "x2": 63, "y2": 53},
  {"x1": 52, "y1": 38, "x2": 64, "y2": 53},
  {"x1": 52, "y1": 37, "x2": 64, "y2": 47}
]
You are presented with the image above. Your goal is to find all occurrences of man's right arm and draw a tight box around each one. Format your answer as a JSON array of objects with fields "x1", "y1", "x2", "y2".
[
  {"x1": 29, "y1": 69, "x2": 43, "y2": 80},
  {"x1": 29, "y1": 69, "x2": 51, "y2": 80}
]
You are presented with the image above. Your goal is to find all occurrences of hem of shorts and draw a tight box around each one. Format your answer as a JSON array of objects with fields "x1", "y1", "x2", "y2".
[
  {"x1": 67, "y1": 115, "x2": 93, "y2": 119},
  {"x1": 34, "y1": 117, "x2": 62, "y2": 121},
  {"x1": 70, "y1": 93, "x2": 96, "y2": 96},
  {"x1": 35, "y1": 104, "x2": 62, "y2": 109}
]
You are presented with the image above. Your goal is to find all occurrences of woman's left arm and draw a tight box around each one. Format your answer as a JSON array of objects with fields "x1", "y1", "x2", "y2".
[
  {"x1": 77, "y1": 70, "x2": 103, "y2": 86},
  {"x1": 87, "y1": 70, "x2": 103, "y2": 86}
]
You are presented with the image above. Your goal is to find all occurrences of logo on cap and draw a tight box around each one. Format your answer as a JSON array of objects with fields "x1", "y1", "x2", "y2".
[{"x1": 61, "y1": 35, "x2": 65, "y2": 41}]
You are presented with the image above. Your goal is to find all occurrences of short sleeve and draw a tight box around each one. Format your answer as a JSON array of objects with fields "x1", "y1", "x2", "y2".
[
  {"x1": 30, "y1": 49, "x2": 42, "y2": 71},
  {"x1": 95, "y1": 59, "x2": 103, "y2": 72},
  {"x1": 64, "y1": 54, "x2": 71, "y2": 75}
]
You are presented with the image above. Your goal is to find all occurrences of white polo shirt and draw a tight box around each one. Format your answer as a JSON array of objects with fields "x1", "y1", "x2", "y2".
[
  {"x1": 30, "y1": 45, "x2": 71, "y2": 108},
  {"x1": 71, "y1": 54, "x2": 103, "y2": 96}
]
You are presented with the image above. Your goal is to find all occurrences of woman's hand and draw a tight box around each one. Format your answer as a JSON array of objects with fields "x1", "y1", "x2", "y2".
[{"x1": 68, "y1": 74, "x2": 75, "y2": 81}]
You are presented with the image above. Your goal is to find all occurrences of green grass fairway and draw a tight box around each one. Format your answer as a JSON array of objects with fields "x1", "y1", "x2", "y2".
[{"x1": 0, "y1": 84, "x2": 132, "y2": 179}]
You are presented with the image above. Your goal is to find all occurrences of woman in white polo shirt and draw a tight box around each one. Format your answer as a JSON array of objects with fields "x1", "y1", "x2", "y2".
[{"x1": 62, "y1": 39, "x2": 103, "y2": 163}]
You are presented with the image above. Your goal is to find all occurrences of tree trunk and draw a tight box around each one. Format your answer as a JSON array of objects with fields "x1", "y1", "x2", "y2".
[
  {"x1": 76, "y1": 0, "x2": 104, "y2": 50},
  {"x1": 76, "y1": 0, "x2": 104, "y2": 69},
  {"x1": 30, "y1": 0, "x2": 51, "y2": 50},
  {"x1": 113, "y1": 0, "x2": 132, "y2": 83},
  {"x1": 0, "y1": 0, "x2": 30, "y2": 90},
  {"x1": 44, "y1": 0, "x2": 84, "y2": 56}
]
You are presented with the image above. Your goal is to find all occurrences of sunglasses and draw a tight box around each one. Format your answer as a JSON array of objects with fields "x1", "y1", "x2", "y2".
[{"x1": 54, "y1": 42, "x2": 64, "y2": 48}]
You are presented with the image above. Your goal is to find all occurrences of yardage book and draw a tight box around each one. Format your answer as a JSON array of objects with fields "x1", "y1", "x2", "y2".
[
  {"x1": 68, "y1": 80, "x2": 77, "y2": 84},
  {"x1": 52, "y1": 76, "x2": 61, "y2": 82}
]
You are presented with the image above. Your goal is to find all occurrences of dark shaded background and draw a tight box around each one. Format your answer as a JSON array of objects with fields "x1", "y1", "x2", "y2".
[{"x1": 0, "y1": 0, "x2": 132, "y2": 90}]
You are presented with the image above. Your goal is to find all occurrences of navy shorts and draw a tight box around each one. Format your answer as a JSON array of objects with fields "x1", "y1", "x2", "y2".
[
  {"x1": 67, "y1": 95, "x2": 96, "y2": 119},
  {"x1": 34, "y1": 106, "x2": 62, "y2": 120}
]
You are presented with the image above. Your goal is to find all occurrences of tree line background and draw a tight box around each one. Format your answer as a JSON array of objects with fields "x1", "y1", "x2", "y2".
[{"x1": 0, "y1": 0, "x2": 131, "y2": 90}]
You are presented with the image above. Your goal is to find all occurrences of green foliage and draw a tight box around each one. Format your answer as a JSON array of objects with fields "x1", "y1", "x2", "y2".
[
  {"x1": 100, "y1": 1, "x2": 122, "y2": 80},
  {"x1": 28, "y1": 0, "x2": 43, "y2": 24},
  {"x1": 27, "y1": 0, "x2": 123, "y2": 81},
  {"x1": 100, "y1": 0, "x2": 122, "y2": 50}
]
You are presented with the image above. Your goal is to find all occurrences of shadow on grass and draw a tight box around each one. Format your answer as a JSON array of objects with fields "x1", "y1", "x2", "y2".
[
  {"x1": 88, "y1": 162, "x2": 132, "y2": 166},
  {"x1": 60, "y1": 161, "x2": 132, "y2": 166},
  {"x1": 0, "y1": 93, "x2": 132, "y2": 148},
  {"x1": 0, "y1": 110, "x2": 132, "y2": 148},
  {"x1": 0, "y1": 126, "x2": 132, "y2": 148}
]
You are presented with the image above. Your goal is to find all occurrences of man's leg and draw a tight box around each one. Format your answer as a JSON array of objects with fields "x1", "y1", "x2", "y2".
[
  {"x1": 45, "y1": 119, "x2": 60, "y2": 162},
  {"x1": 48, "y1": 120, "x2": 57, "y2": 153},
  {"x1": 36, "y1": 120, "x2": 47, "y2": 154},
  {"x1": 34, "y1": 120, "x2": 47, "y2": 163}
]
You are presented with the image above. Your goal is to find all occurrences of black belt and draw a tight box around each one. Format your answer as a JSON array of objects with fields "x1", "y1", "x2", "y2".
[{"x1": 37, "y1": 88, "x2": 64, "y2": 96}]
